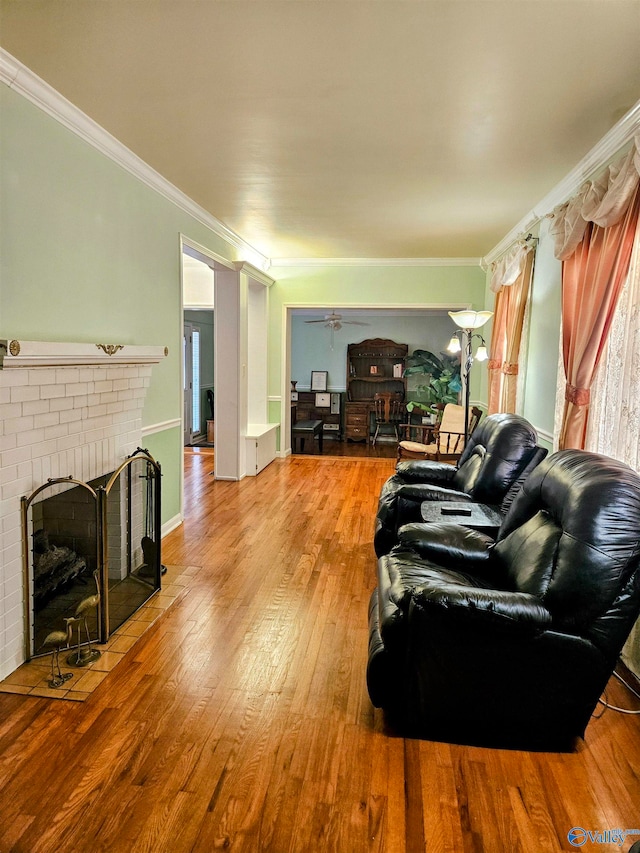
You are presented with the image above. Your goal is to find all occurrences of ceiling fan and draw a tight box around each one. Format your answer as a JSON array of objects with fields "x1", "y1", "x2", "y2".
[
  {"x1": 304, "y1": 311, "x2": 369, "y2": 348},
  {"x1": 303, "y1": 311, "x2": 369, "y2": 331}
]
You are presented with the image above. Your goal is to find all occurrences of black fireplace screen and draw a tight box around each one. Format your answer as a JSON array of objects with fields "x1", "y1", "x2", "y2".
[{"x1": 22, "y1": 448, "x2": 162, "y2": 659}]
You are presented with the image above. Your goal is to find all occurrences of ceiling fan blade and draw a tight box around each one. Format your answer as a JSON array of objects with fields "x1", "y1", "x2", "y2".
[
  {"x1": 304, "y1": 319, "x2": 330, "y2": 323},
  {"x1": 343, "y1": 321, "x2": 369, "y2": 325}
]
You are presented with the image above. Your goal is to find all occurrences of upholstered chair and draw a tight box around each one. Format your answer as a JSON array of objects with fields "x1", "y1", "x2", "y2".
[
  {"x1": 367, "y1": 450, "x2": 640, "y2": 749},
  {"x1": 374, "y1": 413, "x2": 545, "y2": 557}
]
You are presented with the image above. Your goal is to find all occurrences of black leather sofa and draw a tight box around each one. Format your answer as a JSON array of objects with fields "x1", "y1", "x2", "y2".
[
  {"x1": 367, "y1": 450, "x2": 640, "y2": 750},
  {"x1": 374, "y1": 413, "x2": 547, "y2": 557}
]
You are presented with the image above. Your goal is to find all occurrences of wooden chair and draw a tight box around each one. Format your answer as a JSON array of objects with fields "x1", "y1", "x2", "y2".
[
  {"x1": 396, "y1": 403, "x2": 482, "y2": 462},
  {"x1": 372, "y1": 393, "x2": 404, "y2": 446}
]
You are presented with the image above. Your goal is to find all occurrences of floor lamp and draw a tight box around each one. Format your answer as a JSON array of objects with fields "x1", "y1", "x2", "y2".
[{"x1": 447, "y1": 310, "x2": 493, "y2": 446}]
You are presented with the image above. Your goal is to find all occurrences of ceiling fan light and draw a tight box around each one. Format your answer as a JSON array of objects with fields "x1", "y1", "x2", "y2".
[{"x1": 448, "y1": 310, "x2": 493, "y2": 330}]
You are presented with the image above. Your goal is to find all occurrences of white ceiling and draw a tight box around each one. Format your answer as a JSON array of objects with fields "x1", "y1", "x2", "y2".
[{"x1": 1, "y1": 0, "x2": 639, "y2": 261}]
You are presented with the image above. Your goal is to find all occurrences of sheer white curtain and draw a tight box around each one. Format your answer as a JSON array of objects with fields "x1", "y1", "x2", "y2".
[{"x1": 586, "y1": 218, "x2": 640, "y2": 468}]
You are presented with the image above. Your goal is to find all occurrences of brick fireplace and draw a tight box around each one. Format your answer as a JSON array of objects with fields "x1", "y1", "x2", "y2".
[{"x1": 0, "y1": 339, "x2": 166, "y2": 679}]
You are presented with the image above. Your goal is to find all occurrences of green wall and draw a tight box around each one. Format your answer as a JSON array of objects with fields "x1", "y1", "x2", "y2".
[{"x1": 0, "y1": 85, "x2": 241, "y2": 522}]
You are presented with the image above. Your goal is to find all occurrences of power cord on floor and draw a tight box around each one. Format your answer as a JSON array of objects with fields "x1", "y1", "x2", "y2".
[{"x1": 595, "y1": 668, "x2": 640, "y2": 716}]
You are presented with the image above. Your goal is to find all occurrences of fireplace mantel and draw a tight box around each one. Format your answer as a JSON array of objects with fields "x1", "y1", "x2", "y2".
[{"x1": 0, "y1": 339, "x2": 167, "y2": 369}]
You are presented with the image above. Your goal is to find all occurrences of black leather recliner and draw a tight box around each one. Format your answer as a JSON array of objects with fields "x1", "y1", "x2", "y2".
[
  {"x1": 367, "y1": 450, "x2": 640, "y2": 750},
  {"x1": 374, "y1": 413, "x2": 547, "y2": 557}
]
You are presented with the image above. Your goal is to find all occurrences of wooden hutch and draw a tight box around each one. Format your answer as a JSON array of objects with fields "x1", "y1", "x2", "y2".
[{"x1": 345, "y1": 338, "x2": 408, "y2": 442}]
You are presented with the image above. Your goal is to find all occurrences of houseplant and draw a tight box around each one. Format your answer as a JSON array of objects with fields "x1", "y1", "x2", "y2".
[{"x1": 404, "y1": 349, "x2": 462, "y2": 418}]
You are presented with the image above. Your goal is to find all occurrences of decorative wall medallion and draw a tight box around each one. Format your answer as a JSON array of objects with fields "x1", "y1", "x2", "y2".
[
  {"x1": 9, "y1": 340, "x2": 21, "y2": 356},
  {"x1": 96, "y1": 344, "x2": 125, "y2": 356}
]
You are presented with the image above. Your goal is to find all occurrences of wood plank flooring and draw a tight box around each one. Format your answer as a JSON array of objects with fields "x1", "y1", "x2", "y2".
[{"x1": 1, "y1": 450, "x2": 639, "y2": 853}]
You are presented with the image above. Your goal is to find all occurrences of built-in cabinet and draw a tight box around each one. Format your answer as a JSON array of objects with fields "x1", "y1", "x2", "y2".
[{"x1": 345, "y1": 338, "x2": 408, "y2": 441}]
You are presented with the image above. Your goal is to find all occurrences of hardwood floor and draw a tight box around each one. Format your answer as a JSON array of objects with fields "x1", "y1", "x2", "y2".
[{"x1": 1, "y1": 451, "x2": 639, "y2": 852}]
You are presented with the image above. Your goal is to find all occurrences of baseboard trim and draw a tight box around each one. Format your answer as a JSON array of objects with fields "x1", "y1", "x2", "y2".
[{"x1": 161, "y1": 514, "x2": 183, "y2": 538}]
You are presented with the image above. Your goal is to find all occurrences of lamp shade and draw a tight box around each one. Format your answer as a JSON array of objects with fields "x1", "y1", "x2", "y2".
[
  {"x1": 475, "y1": 345, "x2": 488, "y2": 362},
  {"x1": 447, "y1": 335, "x2": 461, "y2": 353},
  {"x1": 448, "y1": 310, "x2": 493, "y2": 329}
]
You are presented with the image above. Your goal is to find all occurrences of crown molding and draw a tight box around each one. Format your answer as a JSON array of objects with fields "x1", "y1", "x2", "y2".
[
  {"x1": 0, "y1": 49, "x2": 270, "y2": 272},
  {"x1": 271, "y1": 257, "x2": 482, "y2": 268},
  {"x1": 484, "y1": 99, "x2": 640, "y2": 266},
  {"x1": 233, "y1": 261, "x2": 275, "y2": 287}
]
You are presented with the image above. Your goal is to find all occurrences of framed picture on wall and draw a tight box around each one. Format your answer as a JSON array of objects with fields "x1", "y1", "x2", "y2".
[{"x1": 310, "y1": 370, "x2": 328, "y2": 391}]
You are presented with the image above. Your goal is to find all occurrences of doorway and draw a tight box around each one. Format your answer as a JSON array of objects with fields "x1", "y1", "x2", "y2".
[{"x1": 183, "y1": 320, "x2": 201, "y2": 446}]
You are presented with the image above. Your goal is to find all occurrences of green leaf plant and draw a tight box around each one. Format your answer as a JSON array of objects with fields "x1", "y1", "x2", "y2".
[{"x1": 403, "y1": 350, "x2": 462, "y2": 414}]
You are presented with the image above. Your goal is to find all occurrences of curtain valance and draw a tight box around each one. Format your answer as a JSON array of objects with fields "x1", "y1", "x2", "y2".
[
  {"x1": 490, "y1": 241, "x2": 535, "y2": 293},
  {"x1": 550, "y1": 135, "x2": 640, "y2": 261}
]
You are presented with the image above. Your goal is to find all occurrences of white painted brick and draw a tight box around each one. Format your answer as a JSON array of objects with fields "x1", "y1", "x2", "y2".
[
  {"x1": 1, "y1": 402, "x2": 25, "y2": 420},
  {"x1": 100, "y1": 391, "x2": 119, "y2": 405},
  {"x1": 3, "y1": 564, "x2": 23, "y2": 596},
  {"x1": 31, "y1": 457, "x2": 43, "y2": 487},
  {"x1": 94, "y1": 380, "x2": 113, "y2": 393},
  {"x1": 27, "y1": 368, "x2": 56, "y2": 386},
  {"x1": 107, "y1": 402, "x2": 125, "y2": 415},
  {"x1": 72, "y1": 395, "x2": 88, "y2": 410},
  {"x1": 1, "y1": 503, "x2": 22, "y2": 534},
  {"x1": 0, "y1": 477, "x2": 33, "y2": 501},
  {"x1": 33, "y1": 411, "x2": 60, "y2": 429},
  {"x1": 56, "y1": 368, "x2": 80, "y2": 384},
  {"x1": 17, "y1": 428, "x2": 46, "y2": 448},
  {"x1": 113, "y1": 379, "x2": 130, "y2": 391},
  {"x1": 66, "y1": 382, "x2": 89, "y2": 396},
  {"x1": 0, "y1": 435, "x2": 16, "y2": 454},
  {"x1": 0, "y1": 465, "x2": 18, "y2": 486},
  {"x1": 22, "y1": 399, "x2": 50, "y2": 416},
  {"x1": 10, "y1": 384, "x2": 40, "y2": 403},
  {"x1": 44, "y1": 424, "x2": 69, "y2": 441},
  {"x1": 0, "y1": 387, "x2": 10, "y2": 406},
  {"x1": 129, "y1": 377, "x2": 146, "y2": 389},
  {"x1": 86, "y1": 393, "x2": 101, "y2": 406},
  {"x1": 59, "y1": 408, "x2": 82, "y2": 424},
  {"x1": 1, "y1": 538, "x2": 22, "y2": 564},
  {"x1": 0, "y1": 446, "x2": 32, "y2": 467},
  {"x1": 0, "y1": 370, "x2": 28, "y2": 387},
  {"x1": 30, "y1": 439, "x2": 59, "y2": 460},
  {"x1": 49, "y1": 396, "x2": 74, "y2": 412},
  {"x1": 4, "y1": 415, "x2": 34, "y2": 434},
  {"x1": 56, "y1": 434, "x2": 80, "y2": 452},
  {"x1": 40, "y1": 384, "x2": 66, "y2": 399},
  {"x1": 79, "y1": 368, "x2": 95, "y2": 382}
]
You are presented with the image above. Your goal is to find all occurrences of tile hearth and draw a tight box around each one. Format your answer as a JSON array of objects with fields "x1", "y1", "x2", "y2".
[{"x1": 0, "y1": 565, "x2": 193, "y2": 702}]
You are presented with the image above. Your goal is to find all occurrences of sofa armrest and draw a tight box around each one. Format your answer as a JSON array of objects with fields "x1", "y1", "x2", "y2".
[
  {"x1": 398, "y1": 522, "x2": 494, "y2": 567},
  {"x1": 396, "y1": 460, "x2": 458, "y2": 484},
  {"x1": 398, "y1": 484, "x2": 474, "y2": 503},
  {"x1": 411, "y1": 584, "x2": 552, "y2": 633}
]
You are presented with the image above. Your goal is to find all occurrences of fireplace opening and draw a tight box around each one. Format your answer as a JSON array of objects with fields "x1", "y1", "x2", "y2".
[{"x1": 22, "y1": 449, "x2": 162, "y2": 659}]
